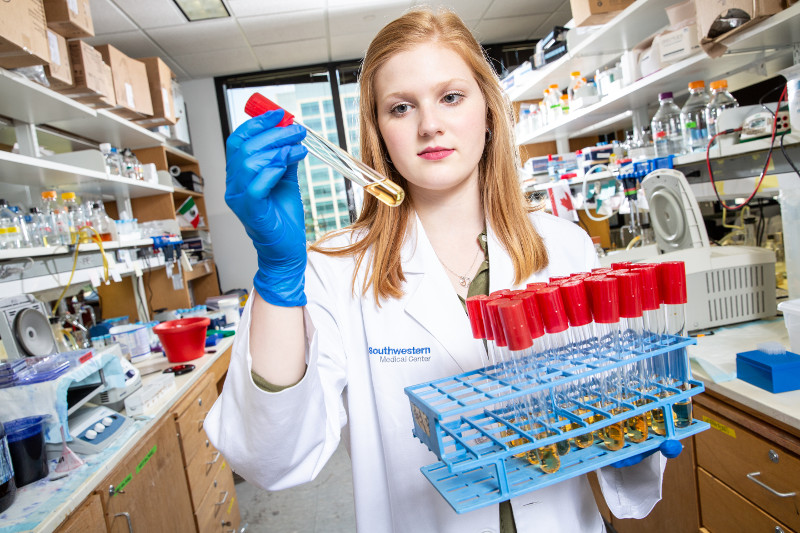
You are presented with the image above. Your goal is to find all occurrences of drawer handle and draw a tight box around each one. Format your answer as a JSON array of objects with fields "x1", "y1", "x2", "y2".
[
  {"x1": 215, "y1": 490, "x2": 230, "y2": 506},
  {"x1": 114, "y1": 512, "x2": 133, "y2": 533},
  {"x1": 197, "y1": 412, "x2": 210, "y2": 430},
  {"x1": 746, "y1": 472, "x2": 797, "y2": 498},
  {"x1": 207, "y1": 451, "x2": 221, "y2": 465}
]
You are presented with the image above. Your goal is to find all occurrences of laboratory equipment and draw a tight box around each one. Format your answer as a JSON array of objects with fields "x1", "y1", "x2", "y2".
[
  {"x1": 735, "y1": 346, "x2": 800, "y2": 394},
  {"x1": 96, "y1": 356, "x2": 141, "y2": 410},
  {"x1": 651, "y1": 92, "x2": 684, "y2": 158},
  {"x1": 680, "y1": 80, "x2": 711, "y2": 153},
  {"x1": 41, "y1": 191, "x2": 69, "y2": 246},
  {"x1": 0, "y1": 295, "x2": 58, "y2": 360},
  {"x1": 0, "y1": 200, "x2": 23, "y2": 249},
  {"x1": 4, "y1": 415, "x2": 49, "y2": 487},
  {"x1": 705, "y1": 79, "x2": 738, "y2": 137},
  {"x1": 154, "y1": 317, "x2": 210, "y2": 363},
  {"x1": 0, "y1": 420, "x2": 15, "y2": 513},
  {"x1": 61, "y1": 405, "x2": 132, "y2": 455},
  {"x1": 244, "y1": 93, "x2": 405, "y2": 207}
]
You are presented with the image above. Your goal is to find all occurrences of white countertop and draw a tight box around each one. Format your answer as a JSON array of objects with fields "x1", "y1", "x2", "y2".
[
  {"x1": 0, "y1": 335, "x2": 235, "y2": 533},
  {"x1": 689, "y1": 317, "x2": 800, "y2": 434}
]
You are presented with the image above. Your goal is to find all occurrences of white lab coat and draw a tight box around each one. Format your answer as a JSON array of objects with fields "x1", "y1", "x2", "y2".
[{"x1": 205, "y1": 211, "x2": 666, "y2": 533}]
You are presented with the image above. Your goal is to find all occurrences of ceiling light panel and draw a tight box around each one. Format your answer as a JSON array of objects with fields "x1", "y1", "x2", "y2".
[{"x1": 173, "y1": 0, "x2": 230, "y2": 21}]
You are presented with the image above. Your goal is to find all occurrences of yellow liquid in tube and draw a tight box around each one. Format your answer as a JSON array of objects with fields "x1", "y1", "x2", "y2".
[
  {"x1": 625, "y1": 415, "x2": 648, "y2": 443},
  {"x1": 674, "y1": 399, "x2": 692, "y2": 428},
  {"x1": 535, "y1": 444, "x2": 560, "y2": 473},
  {"x1": 364, "y1": 180, "x2": 405, "y2": 207},
  {"x1": 650, "y1": 408, "x2": 667, "y2": 436}
]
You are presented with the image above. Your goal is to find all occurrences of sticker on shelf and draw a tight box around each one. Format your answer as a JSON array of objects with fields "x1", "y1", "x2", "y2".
[
  {"x1": 110, "y1": 268, "x2": 122, "y2": 283},
  {"x1": 125, "y1": 83, "x2": 136, "y2": 109},
  {"x1": 89, "y1": 270, "x2": 101, "y2": 288}
]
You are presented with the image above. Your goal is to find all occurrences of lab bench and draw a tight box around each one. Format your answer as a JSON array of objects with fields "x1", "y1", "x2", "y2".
[
  {"x1": 593, "y1": 317, "x2": 800, "y2": 533},
  {"x1": 0, "y1": 336, "x2": 239, "y2": 533}
]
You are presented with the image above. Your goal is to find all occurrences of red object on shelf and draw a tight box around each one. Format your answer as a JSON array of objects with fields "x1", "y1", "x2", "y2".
[{"x1": 154, "y1": 317, "x2": 211, "y2": 363}]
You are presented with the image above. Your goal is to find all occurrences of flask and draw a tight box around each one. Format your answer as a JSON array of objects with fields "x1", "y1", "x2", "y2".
[
  {"x1": 244, "y1": 93, "x2": 405, "y2": 207},
  {"x1": 705, "y1": 79, "x2": 739, "y2": 137},
  {"x1": 680, "y1": 80, "x2": 711, "y2": 153},
  {"x1": 651, "y1": 92, "x2": 683, "y2": 157}
]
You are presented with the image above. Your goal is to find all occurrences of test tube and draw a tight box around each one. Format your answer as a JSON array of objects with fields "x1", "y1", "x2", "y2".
[
  {"x1": 244, "y1": 93, "x2": 405, "y2": 207},
  {"x1": 587, "y1": 276, "x2": 626, "y2": 451},
  {"x1": 497, "y1": 300, "x2": 560, "y2": 473},
  {"x1": 658, "y1": 261, "x2": 692, "y2": 428},
  {"x1": 465, "y1": 295, "x2": 491, "y2": 367}
]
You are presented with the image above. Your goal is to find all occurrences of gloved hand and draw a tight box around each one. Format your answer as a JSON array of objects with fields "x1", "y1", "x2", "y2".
[
  {"x1": 610, "y1": 439, "x2": 683, "y2": 468},
  {"x1": 225, "y1": 110, "x2": 309, "y2": 307}
]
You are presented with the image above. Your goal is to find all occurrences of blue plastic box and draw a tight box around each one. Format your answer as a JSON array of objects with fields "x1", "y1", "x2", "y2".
[{"x1": 736, "y1": 349, "x2": 800, "y2": 393}]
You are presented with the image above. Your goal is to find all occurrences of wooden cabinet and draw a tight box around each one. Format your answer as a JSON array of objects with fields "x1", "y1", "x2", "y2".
[
  {"x1": 171, "y1": 365, "x2": 241, "y2": 533},
  {"x1": 96, "y1": 415, "x2": 195, "y2": 532},
  {"x1": 54, "y1": 494, "x2": 106, "y2": 533},
  {"x1": 694, "y1": 395, "x2": 800, "y2": 533}
]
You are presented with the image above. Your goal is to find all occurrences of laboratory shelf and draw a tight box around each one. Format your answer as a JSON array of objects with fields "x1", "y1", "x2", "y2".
[
  {"x1": 531, "y1": 170, "x2": 614, "y2": 192},
  {"x1": 507, "y1": 0, "x2": 684, "y2": 103},
  {"x1": 513, "y1": 2, "x2": 800, "y2": 145},
  {"x1": 184, "y1": 259, "x2": 214, "y2": 282},
  {"x1": 405, "y1": 335, "x2": 708, "y2": 513},
  {"x1": 46, "y1": 109, "x2": 166, "y2": 150},
  {"x1": 0, "y1": 68, "x2": 94, "y2": 125},
  {"x1": 0, "y1": 151, "x2": 173, "y2": 198},
  {"x1": 0, "y1": 239, "x2": 154, "y2": 261}
]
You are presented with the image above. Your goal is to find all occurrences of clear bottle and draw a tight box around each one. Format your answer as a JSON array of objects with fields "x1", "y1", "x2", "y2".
[
  {"x1": 91, "y1": 202, "x2": 114, "y2": 242},
  {"x1": 121, "y1": 149, "x2": 137, "y2": 180},
  {"x1": 559, "y1": 94, "x2": 570, "y2": 116},
  {"x1": 680, "y1": 80, "x2": 711, "y2": 153},
  {"x1": 99, "y1": 143, "x2": 122, "y2": 176},
  {"x1": 0, "y1": 199, "x2": 23, "y2": 249},
  {"x1": 705, "y1": 79, "x2": 739, "y2": 138},
  {"x1": 567, "y1": 71, "x2": 584, "y2": 102},
  {"x1": 9, "y1": 206, "x2": 31, "y2": 248},
  {"x1": 61, "y1": 192, "x2": 87, "y2": 244},
  {"x1": 28, "y1": 207, "x2": 48, "y2": 247},
  {"x1": 651, "y1": 92, "x2": 684, "y2": 157},
  {"x1": 41, "y1": 190, "x2": 70, "y2": 245}
]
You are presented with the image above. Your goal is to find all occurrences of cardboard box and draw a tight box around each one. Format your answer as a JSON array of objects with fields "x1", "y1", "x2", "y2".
[
  {"x1": 135, "y1": 57, "x2": 176, "y2": 127},
  {"x1": 696, "y1": 0, "x2": 783, "y2": 53},
  {"x1": 0, "y1": 0, "x2": 50, "y2": 69},
  {"x1": 42, "y1": 29, "x2": 72, "y2": 90},
  {"x1": 656, "y1": 24, "x2": 700, "y2": 64},
  {"x1": 95, "y1": 44, "x2": 154, "y2": 119},
  {"x1": 42, "y1": 0, "x2": 93, "y2": 38},
  {"x1": 569, "y1": 0, "x2": 635, "y2": 27},
  {"x1": 60, "y1": 40, "x2": 114, "y2": 106},
  {"x1": 73, "y1": 62, "x2": 115, "y2": 108}
]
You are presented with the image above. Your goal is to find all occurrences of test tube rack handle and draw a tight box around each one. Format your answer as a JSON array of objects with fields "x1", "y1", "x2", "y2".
[{"x1": 404, "y1": 334, "x2": 710, "y2": 514}]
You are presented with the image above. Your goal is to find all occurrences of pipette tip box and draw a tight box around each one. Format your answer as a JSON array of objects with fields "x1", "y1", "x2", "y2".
[{"x1": 736, "y1": 349, "x2": 800, "y2": 393}]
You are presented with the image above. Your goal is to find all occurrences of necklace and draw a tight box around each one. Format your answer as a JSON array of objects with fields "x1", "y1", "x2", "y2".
[{"x1": 436, "y1": 248, "x2": 482, "y2": 287}]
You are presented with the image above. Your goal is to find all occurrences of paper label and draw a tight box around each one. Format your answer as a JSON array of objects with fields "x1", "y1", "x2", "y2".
[
  {"x1": 89, "y1": 270, "x2": 101, "y2": 287},
  {"x1": 133, "y1": 262, "x2": 143, "y2": 277},
  {"x1": 136, "y1": 445, "x2": 157, "y2": 473},
  {"x1": 110, "y1": 268, "x2": 122, "y2": 283},
  {"x1": 162, "y1": 87, "x2": 172, "y2": 118},
  {"x1": 47, "y1": 31, "x2": 61, "y2": 65},
  {"x1": 702, "y1": 416, "x2": 736, "y2": 438},
  {"x1": 68, "y1": 0, "x2": 79, "y2": 15},
  {"x1": 125, "y1": 82, "x2": 135, "y2": 109}
]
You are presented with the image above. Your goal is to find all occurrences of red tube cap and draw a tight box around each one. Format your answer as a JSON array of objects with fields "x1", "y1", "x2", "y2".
[
  {"x1": 589, "y1": 276, "x2": 619, "y2": 324},
  {"x1": 637, "y1": 266, "x2": 660, "y2": 311},
  {"x1": 511, "y1": 291, "x2": 545, "y2": 339},
  {"x1": 465, "y1": 295, "x2": 489, "y2": 339},
  {"x1": 526, "y1": 282, "x2": 547, "y2": 291},
  {"x1": 534, "y1": 286, "x2": 569, "y2": 334},
  {"x1": 486, "y1": 300, "x2": 508, "y2": 347},
  {"x1": 559, "y1": 280, "x2": 592, "y2": 327},
  {"x1": 549, "y1": 276, "x2": 570, "y2": 283},
  {"x1": 478, "y1": 295, "x2": 502, "y2": 341},
  {"x1": 616, "y1": 272, "x2": 643, "y2": 318},
  {"x1": 591, "y1": 267, "x2": 613, "y2": 274},
  {"x1": 244, "y1": 93, "x2": 295, "y2": 127},
  {"x1": 497, "y1": 300, "x2": 533, "y2": 351},
  {"x1": 658, "y1": 261, "x2": 687, "y2": 305},
  {"x1": 611, "y1": 262, "x2": 633, "y2": 270}
]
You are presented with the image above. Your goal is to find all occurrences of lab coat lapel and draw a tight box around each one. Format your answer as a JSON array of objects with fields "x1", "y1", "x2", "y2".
[
  {"x1": 403, "y1": 216, "x2": 486, "y2": 372},
  {"x1": 487, "y1": 223, "x2": 519, "y2": 291}
]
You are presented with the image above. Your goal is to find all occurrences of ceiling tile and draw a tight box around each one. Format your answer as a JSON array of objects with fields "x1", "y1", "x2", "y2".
[
  {"x1": 239, "y1": 10, "x2": 326, "y2": 46},
  {"x1": 484, "y1": 0, "x2": 564, "y2": 19},
  {"x1": 227, "y1": 0, "x2": 326, "y2": 17},
  {"x1": 410, "y1": 0, "x2": 492, "y2": 21},
  {"x1": 147, "y1": 18, "x2": 248, "y2": 56},
  {"x1": 173, "y1": 47, "x2": 259, "y2": 78},
  {"x1": 114, "y1": 0, "x2": 187, "y2": 29},
  {"x1": 327, "y1": 3, "x2": 411, "y2": 37},
  {"x1": 88, "y1": 0, "x2": 137, "y2": 34},
  {"x1": 252, "y1": 38, "x2": 329, "y2": 70},
  {"x1": 329, "y1": 32, "x2": 373, "y2": 62},
  {"x1": 474, "y1": 15, "x2": 543, "y2": 43},
  {"x1": 83, "y1": 30, "x2": 165, "y2": 59},
  {"x1": 528, "y1": 9, "x2": 572, "y2": 39}
]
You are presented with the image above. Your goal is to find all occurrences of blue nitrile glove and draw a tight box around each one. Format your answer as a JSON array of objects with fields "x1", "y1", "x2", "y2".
[
  {"x1": 225, "y1": 110, "x2": 309, "y2": 307},
  {"x1": 610, "y1": 439, "x2": 683, "y2": 468}
]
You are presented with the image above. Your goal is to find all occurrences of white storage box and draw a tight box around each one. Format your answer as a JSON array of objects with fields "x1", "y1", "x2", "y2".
[{"x1": 778, "y1": 299, "x2": 800, "y2": 354}]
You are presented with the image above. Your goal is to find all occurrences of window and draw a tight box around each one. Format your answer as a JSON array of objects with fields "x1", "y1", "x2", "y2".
[
  {"x1": 323, "y1": 100, "x2": 334, "y2": 113},
  {"x1": 316, "y1": 201, "x2": 334, "y2": 215},
  {"x1": 305, "y1": 117, "x2": 323, "y2": 131},
  {"x1": 325, "y1": 116, "x2": 337, "y2": 132},
  {"x1": 314, "y1": 184, "x2": 331, "y2": 197},
  {"x1": 301, "y1": 102, "x2": 320, "y2": 117}
]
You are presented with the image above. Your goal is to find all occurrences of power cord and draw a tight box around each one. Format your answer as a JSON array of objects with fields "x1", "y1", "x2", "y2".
[
  {"x1": 0, "y1": 257, "x2": 34, "y2": 279},
  {"x1": 51, "y1": 226, "x2": 110, "y2": 315},
  {"x1": 705, "y1": 85, "x2": 787, "y2": 211}
]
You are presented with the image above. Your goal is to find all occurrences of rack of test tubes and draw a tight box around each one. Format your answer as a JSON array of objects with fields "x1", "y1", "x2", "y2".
[{"x1": 405, "y1": 261, "x2": 709, "y2": 513}]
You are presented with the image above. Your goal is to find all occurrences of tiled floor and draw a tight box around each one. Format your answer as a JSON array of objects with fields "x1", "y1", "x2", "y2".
[{"x1": 234, "y1": 442, "x2": 356, "y2": 532}]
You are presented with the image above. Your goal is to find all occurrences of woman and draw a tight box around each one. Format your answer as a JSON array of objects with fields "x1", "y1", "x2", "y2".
[{"x1": 206, "y1": 8, "x2": 667, "y2": 532}]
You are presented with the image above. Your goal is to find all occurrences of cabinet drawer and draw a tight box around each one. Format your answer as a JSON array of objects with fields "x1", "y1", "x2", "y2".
[
  {"x1": 186, "y1": 437, "x2": 226, "y2": 505},
  {"x1": 55, "y1": 494, "x2": 106, "y2": 533},
  {"x1": 195, "y1": 465, "x2": 241, "y2": 533},
  {"x1": 695, "y1": 404, "x2": 800, "y2": 530},
  {"x1": 698, "y1": 468, "x2": 793, "y2": 533},
  {"x1": 176, "y1": 377, "x2": 218, "y2": 465}
]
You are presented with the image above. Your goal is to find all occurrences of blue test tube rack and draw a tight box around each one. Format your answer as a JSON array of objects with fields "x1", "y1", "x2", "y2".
[{"x1": 404, "y1": 334, "x2": 709, "y2": 514}]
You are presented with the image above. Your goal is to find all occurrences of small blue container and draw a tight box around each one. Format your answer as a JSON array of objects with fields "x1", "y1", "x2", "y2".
[
  {"x1": 736, "y1": 349, "x2": 800, "y2": 393},
  {"x1": 5, "y1": 416, "x2": 49, "y2": 487}
]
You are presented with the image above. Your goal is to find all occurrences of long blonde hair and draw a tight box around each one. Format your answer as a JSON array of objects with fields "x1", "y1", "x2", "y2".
[{"x1": 310, "y1": 7, "x2": 548, "y2": 303}]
